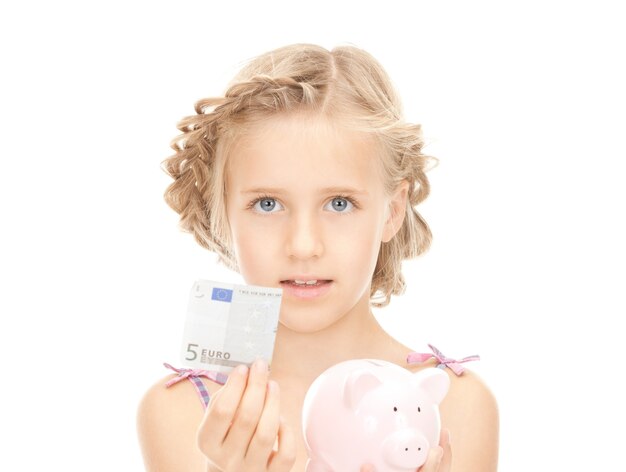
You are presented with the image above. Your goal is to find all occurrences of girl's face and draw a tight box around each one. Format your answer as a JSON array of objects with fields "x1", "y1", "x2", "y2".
[{"x1": 224, "y1": 114, "x2": 406, "y2": 333}]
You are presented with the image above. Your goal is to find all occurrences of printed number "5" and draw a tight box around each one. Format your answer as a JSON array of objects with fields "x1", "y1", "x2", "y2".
[{"x1": 185, "y1": 343, "x2": 199, "y2": 361}]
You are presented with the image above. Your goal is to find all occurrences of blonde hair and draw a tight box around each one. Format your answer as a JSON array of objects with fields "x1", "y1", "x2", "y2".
[{"x1": 162, "y1": 44, "x2": 435, "y2": 307}]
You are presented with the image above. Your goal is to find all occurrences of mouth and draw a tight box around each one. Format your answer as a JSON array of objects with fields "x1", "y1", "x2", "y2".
[
  {"x1": 279, "y1": 279, "x2": 332, "y2": 286},
  {"x1": 279, "y1": 279, "x2": 333, "y2": 299}
]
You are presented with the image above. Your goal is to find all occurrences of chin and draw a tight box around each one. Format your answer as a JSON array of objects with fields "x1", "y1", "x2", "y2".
[{"x1": 278, "y1": 310, "x2": 343, "y2": 334}]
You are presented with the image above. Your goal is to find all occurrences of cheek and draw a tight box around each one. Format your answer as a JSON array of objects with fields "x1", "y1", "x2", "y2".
[
  {"x1": 331, "y1": 216, "x2": 385, "y2": 274},
  {"x1": 335, "y1": 219, "x2": 379, "y2": 252},
  {"x1": 228, "y1": 214, "x2": 286, "y2": 284}
]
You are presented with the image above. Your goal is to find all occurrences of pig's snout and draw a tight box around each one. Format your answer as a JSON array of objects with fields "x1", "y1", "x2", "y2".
[{"x1": 381, "y1": 429, "x2": 430, "y2": 469}]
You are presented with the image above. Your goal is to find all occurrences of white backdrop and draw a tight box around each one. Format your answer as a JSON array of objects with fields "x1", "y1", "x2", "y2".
[{"x1": 1, "y1": 1, "x2": 624, "y2": 470}]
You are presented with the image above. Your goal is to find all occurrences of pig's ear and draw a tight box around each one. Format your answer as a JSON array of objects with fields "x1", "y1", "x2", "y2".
[
  {"x1": 415, "y1": 368, "x2": 450, "y2": 405},
  {"x1": 343, "y1": 369, "x2": 382, "y2": 409}
]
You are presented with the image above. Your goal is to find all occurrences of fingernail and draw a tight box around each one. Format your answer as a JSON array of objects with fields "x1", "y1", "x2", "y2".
[
  {"x1": 268, "y1": 380, "x2": 279, "y2": 393},
  {"x1": 254, "y1": 358, "x2": 267, "y2": 371},
  {"x1": 235, "y1": 364, "x2": 248, "y2": 375}
]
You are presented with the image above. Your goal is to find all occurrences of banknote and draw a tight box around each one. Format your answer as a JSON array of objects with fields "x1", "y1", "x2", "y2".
[{"x1": 180, "y1": 279, "x2": 283, "y2": 373}]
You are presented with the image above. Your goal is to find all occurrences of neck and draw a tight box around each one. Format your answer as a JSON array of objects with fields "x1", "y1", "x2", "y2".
[{"x1": 269, "y1": 295, "x2": 402, "y2": 383}]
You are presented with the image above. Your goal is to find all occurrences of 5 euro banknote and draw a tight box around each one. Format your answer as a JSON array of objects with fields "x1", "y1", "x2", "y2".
[{"x1": 180, "y1": 279, "x2": 283, "y2": 374}]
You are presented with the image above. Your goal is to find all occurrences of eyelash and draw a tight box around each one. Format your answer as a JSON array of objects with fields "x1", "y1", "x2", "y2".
[{"x1": 246, "y1": 194, "x2": 359, "y2": 214}]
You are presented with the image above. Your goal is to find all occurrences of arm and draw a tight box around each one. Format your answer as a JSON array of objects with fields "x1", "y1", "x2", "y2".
[
  {"x1": 137, "y1": 361, "x2": 297, "y2": 472},
  {"x1": 137, "y1": 374, "x2": 210, "y2": 472},
  {"x1": 440, "y1": 369, "x2": 499, "y2": 472}
]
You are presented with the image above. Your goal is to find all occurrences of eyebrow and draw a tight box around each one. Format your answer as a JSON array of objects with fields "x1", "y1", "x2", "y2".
[{"x1": 241, "y1": 186, "x2": 369, "y2": 196}]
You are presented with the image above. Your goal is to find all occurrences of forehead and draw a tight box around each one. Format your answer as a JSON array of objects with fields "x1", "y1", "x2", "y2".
[{"x1": 225, "y1": 114, "x2": 384, "y2": 190}]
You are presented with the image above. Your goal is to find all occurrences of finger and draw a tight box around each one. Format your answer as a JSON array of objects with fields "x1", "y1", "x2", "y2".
[
  {"x1": 360, "y1": 464, "x2": 376, "y2": 472},
  {"x1": 198, "y1": 365, "x2": 249, "y2": 452},
  {"x1": 417, "y1": 446, "x2": 443, "y2": 472},
  {"x1": 244, "y1": 380, "x2": 281, "y2": 463},
  {"x1": 223, "y1": 358, "x2": 270, "y2": 451},
  {"x1": 439, "y1": 429, "x2": 452, "y2": 472},
  {"x1": 206, "y1": 382, "x2": 225, "y2": 406},
  {"x1": 267, "y1": 414, "x2": 297, "y2": 472}
]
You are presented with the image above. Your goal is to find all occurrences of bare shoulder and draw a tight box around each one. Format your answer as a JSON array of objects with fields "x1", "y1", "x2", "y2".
[
  {"x1": 136, "y1": 374, "x2": 222, "y2": 472},
  {"x1": 442, "y1": 368, "x2": 499, "y2": 472}
]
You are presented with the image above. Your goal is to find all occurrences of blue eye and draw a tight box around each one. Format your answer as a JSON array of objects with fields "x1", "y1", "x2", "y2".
[
  {"x1": 325, "y1": 197, "x2": 354, "y2": 213},
  {"x1": 252, "y1": 198, "x2": 283, "y2": 213}
]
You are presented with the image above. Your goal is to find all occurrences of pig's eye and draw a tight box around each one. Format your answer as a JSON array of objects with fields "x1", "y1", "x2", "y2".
[
  {"x1": 393, "y1": 406, "x2": 398, "y2": 412},
  {"x1": 417, "y1": 406, "x2": 421, "y2": 413}
]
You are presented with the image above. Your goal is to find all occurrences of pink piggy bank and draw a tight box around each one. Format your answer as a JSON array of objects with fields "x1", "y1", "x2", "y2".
[{"x1": 302, "y1": 359, "x2": 450, "y2": 472}]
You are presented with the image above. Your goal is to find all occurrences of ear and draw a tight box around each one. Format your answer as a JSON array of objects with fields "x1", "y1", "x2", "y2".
[
  {"x1": 343, "y1": 369, "x2": 383, "y2": 409},
  {"x1": 414, "y1": 368, "x2": 450, "y2": 405},
  {"x1": 382, "y1": 180, "x2": 409, "y2": 243}
]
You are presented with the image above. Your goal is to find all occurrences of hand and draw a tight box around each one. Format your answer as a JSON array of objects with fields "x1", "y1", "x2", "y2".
[
  {"x1": 359, "y1": 429, "x2": 452, "y2": 472},
  {"x1": 418, "y1": 429, "x2": 452, "y2": 472},
  {"x1": 197, "y1": 359, "x2": 296, "y2": 472}
]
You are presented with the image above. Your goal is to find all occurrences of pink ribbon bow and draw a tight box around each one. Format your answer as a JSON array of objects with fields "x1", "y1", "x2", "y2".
[
  {"x1": 406, "y1": 344, "x2": 480, "y2": 376},
  {"x1": 163, "y1": 362, "x2": 228, "y2": 387}
]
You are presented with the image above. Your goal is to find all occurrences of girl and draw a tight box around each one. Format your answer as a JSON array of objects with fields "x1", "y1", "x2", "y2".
[{"x1": 137, "y1": 44, "x2": 499, "y2": 472}]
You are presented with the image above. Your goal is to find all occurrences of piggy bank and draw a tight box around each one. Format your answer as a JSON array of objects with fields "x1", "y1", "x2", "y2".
[{"x1": 302, "y1": 359, "x2": 450, "y2": 472}]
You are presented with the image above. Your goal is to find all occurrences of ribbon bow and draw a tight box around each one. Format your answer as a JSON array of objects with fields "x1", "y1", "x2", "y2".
[
  {"x1": 406, "y1": 344, "x2": 480, "y2": 376},
  {"x1": 163, "y1": 362, "x2": 228, "y2": 387}
]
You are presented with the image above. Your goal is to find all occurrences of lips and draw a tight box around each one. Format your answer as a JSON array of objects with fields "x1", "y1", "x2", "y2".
[{"x1": 279, "y1": 279, "x2": 333, "y2": 299}]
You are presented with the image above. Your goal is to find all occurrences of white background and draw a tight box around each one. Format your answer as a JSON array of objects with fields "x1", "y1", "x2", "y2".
[{"x1": 1, "y1": 1, "x2": 624, "y2": 470}]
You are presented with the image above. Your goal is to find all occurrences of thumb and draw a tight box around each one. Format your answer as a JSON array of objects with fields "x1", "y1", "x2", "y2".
[{"x1": 360, "y1": 464, "x2": 376, "y2": 472}]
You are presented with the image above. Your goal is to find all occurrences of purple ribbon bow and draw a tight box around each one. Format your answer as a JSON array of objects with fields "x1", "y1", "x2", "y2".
[
  {"x1": 163, "y1": 362, "x2": 228, "y2": 387},
  {"x1": 406, "y1": 344, "x2": 480, "y2": 376}
]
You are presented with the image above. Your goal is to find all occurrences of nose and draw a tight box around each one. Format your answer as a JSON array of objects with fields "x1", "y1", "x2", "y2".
[
  {"x1": 284, "y1": 211, "x2": 324, "y2": 260},
  {"x1": 382, "y1": 429, "x2": 430, "y2": 469}
]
